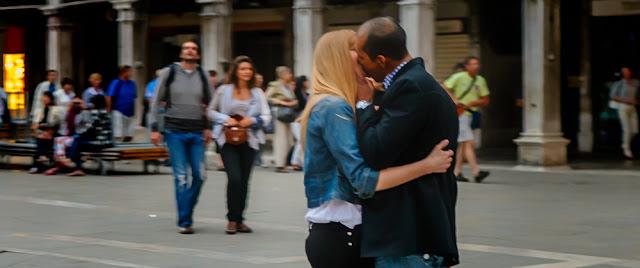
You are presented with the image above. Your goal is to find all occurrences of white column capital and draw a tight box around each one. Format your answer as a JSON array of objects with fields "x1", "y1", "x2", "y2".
[
  {"x1": 46, "y1": 15, "x2": 63, "y2": 29},
  {"x1": 111, "y1": 0, "x2": 137, "y2": 22},
  {"x1": 196, "y1": 0, "x2": 227, "y2": 4},
  {"x1": 42, "y1": 8, "x2": 72, "y2": 29},
  {"x1": 198, "y1": 0, "x2": 230, "y2": 17},
  {"x1": 293, "y1": 0, "x2": 324, "y2": 10},
  {"x1": 397, "y1": 0, "x2": 435, "y2": 8},
  {"x1": 110, "y1": 0, "x2": 137, "y2": 10},
  {"x1": 40, "y1": 6, "x2": 58, "y2": 16}
]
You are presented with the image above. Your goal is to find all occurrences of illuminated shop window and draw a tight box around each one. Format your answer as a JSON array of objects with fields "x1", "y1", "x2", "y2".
[{"x1": 3, "y1": 53, "x2": 27, "y2": 119}]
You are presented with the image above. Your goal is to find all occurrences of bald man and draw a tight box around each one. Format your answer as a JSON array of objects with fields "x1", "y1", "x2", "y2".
[{"x1": 354, "y1": 17, "x2": 460, "y2": 267}]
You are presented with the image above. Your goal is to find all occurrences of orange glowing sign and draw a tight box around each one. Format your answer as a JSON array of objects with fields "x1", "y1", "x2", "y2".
[{"x1": 3, "y1": 53, "x2": 26, "y2": 110}]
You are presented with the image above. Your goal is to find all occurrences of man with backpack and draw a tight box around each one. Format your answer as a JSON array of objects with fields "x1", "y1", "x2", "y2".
[
  {"x1": 106, "y1": 65, "x2": 137, "y2": 142},
  {"x1": 149, "y1": 41, "x2": 212, "y2": 235}
]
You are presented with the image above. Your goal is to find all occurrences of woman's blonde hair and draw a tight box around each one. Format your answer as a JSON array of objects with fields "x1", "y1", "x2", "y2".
[
  {"x1": 299, "y1": 29, "x2": 359, "y2": 147},
  {"x1": 275, "y1": 66, "x2": 291, "y2": 80},
  {"x1": 88, "y1": 73, "x2": 102, "y2": 82}
]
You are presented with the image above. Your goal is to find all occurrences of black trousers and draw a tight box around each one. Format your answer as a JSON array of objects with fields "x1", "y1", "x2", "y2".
[
  {"x1": 142, "y1": 100, "x2": 149, "y2": 127},
  {"x1": 305, "y1": 222, "x2": 374, "y2": 268},
  {"x1": 221, "y1": 143, "x2": 255, "y2": 223},
  {"x1": 32, "y1": 138, "x2": 53, "y2": 171}
]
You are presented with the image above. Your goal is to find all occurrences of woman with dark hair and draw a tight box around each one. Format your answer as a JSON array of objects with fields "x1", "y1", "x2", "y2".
[
  {"x1": 290, "y1": 75, "x2": 309, "y2": 171},
  {"x1": 208, "y1": 56, "x2": 271, "y2": 234},
  {"x1": 45, "y1": 96, "x2": 86, "y2": 176},
  {"x1": 65, "y1": 95, "x2": 114, "y2": 176},
  {"x1": 29, "y1": 91, "x2": 63, "y2": 174},
  {"x1": 54, "y1": 77, "x2": 76, "y2": 107}
]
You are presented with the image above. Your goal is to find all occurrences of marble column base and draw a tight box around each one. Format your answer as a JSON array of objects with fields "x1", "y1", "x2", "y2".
[{"x1": 514, "y1": 133, "x2": 570, "y2": 167}]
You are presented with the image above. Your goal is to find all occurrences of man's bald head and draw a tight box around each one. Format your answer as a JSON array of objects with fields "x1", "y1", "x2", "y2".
[{"x1": 358, "y1": 17, "x2": 408, "y2": 61}]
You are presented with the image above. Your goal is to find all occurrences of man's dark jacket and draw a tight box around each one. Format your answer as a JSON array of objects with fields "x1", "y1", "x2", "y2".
[{"x1": 357, "y1": 58, "x2": 460, "y2": 266}]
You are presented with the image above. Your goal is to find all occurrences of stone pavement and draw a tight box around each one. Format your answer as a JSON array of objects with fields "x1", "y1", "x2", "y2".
[{"x1": 0, "y1": 163, "x2": 639, "y2": 268}]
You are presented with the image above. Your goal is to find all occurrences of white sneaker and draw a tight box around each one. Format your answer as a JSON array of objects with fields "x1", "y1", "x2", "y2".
[{"x1": 624, "y1": 149, "x2": 634, "y2": 159}]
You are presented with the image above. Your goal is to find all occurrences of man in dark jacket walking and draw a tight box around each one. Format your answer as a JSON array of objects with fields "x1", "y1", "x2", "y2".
[{"x1": 354, "y1": 17, "x2": 460, "y2": 267}]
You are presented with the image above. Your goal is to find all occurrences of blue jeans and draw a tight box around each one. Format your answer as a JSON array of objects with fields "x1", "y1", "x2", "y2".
[
  {"x1": 165, "y1": 130, "x2": 206, "y2": 228},
  {"x1": 375, "y1": 255, "x2": 444, "y2": 268}
]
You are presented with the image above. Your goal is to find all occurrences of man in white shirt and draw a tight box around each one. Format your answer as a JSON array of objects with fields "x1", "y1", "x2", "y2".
[
  {"x1": 610, "y1": 66, "x2": 640, "y2": 159},
  {"x1": 31, "y1": 70, "x2": 60, "y2": 119},
  {"x1": 54, "y1": 78, "x2": 76, "y2": 108}
]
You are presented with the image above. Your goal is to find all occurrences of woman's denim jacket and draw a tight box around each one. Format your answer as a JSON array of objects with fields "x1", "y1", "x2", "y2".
[{"x1": 304, "y1": 95, "x2": 379, "y2": 208}]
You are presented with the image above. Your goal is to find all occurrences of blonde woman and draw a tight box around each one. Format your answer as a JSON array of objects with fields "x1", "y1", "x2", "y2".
[
  {"x1": 300, "y1": 30, "x2": 453, "y2": 267},
  {"x1": 82, "y1": 73, "x2": 104, "y2": 109},
  {"x1": 266, "y1": 66, "x2": 298, "y2": 172}
]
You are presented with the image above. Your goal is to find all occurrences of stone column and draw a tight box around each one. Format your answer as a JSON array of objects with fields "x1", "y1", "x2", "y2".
[
  {"x1": 133, "y1": 9, "x2": 148, "y2": 126},
  {"x1": 111, "y1": 0, "x2": 137, "y2": 67},
  {"x1": 111, "y1": 0, "x2": 144, "y2": 126},
  {"x1": 197, "y1": 0, "x2": 231, "y2": 75},
  {"x1": 514, "y1": 0, "x2": 570, "y2": 167},
  {"x1": 42, "y1": 6, "x2": 73, "y2": 80},
  {"x1": 293, "y1": 0, "x2": 324, "y2": 78},
  {"x1": 398, "y1": 0, "x2": 436, "y2": 73},
  {"x1": 577, "y1": 0, "x2": 592, "y2": 153}
]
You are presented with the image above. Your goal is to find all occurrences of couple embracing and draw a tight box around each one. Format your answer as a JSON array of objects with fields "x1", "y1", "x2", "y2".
[{"x1": 301, "y1": 18, "x2": 460, "y2": 267}]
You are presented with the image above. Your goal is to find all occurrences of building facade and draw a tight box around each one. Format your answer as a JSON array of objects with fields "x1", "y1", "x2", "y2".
[{"x1": 1, "y1": 0, "x2": 639, "y2": 167}]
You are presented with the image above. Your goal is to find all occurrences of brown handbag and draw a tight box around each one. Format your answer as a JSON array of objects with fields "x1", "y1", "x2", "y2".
[
  {"x1": 224, "y1": 126, "x2": 248, "y2": 145},
  {"x1": 456, "y1": 105, "x2": 466, "y2": 116}
]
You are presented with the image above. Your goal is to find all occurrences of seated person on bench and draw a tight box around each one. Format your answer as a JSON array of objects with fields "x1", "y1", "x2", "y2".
[
  {"x1": 29, "y1": 91, "x2": 63, "y2": 174},
  {"x1": 46, "y1": 97, "x2": 85, "y2": 175},
  {"x1": 47, "y1": 95, "x2": 114, "y2": 176},
  {"x1": 67, "y1": 95, "x2": 114, "y2": 176}
]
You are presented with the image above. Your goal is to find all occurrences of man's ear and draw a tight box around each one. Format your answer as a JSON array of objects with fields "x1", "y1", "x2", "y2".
[{"x1": 375, "y1": 55, "x2": 386, "y2": 68}]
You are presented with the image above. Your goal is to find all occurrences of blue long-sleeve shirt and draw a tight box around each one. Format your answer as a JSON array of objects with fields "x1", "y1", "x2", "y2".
[{"x1": 107, "y1": 79, "x2": 137, "y2": 117}]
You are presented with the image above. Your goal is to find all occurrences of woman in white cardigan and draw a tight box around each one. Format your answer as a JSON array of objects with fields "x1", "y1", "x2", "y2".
[
  {"x1": 29, "y1": 91, "x2": 64, "y2": 174},
  {"x1": 208, "y1": 56, "x2": 271, "y2": 234}
]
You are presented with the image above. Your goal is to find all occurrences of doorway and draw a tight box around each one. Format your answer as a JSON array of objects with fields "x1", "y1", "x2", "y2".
[{"x1": 233, "y1": 30, "x2": 286, "y2": 84}]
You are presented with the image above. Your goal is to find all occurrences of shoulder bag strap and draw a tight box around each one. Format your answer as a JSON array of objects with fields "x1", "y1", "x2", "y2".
[{"x1": 456, "y1": 76, "x2": 477, "y2": 100}]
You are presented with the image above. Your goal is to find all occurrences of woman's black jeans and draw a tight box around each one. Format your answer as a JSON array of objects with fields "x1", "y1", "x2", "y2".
[
  {"x1": 305, "y1": 222, "x2": 374, "y2": 268},
  {"x1": 221, "y1": 143, "x2": 256, "y2": 223}
]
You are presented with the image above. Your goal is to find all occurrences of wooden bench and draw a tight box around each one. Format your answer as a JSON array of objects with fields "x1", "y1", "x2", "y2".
[
  {"x1": 0, "y1": 122, "x2": 29, "y2": 141},
  {"x1": 0, "y1": 141, "x2": 168, "y2": 175},
  {"x1": 0, "y1": 125, "x2": 10, "y2": 140},
  {"x1": 0, "y1": 141, "x2": 38, "y2": 157},
  {"x1": 82, "y1": 144, "x2": 169, "y2": 175}
]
